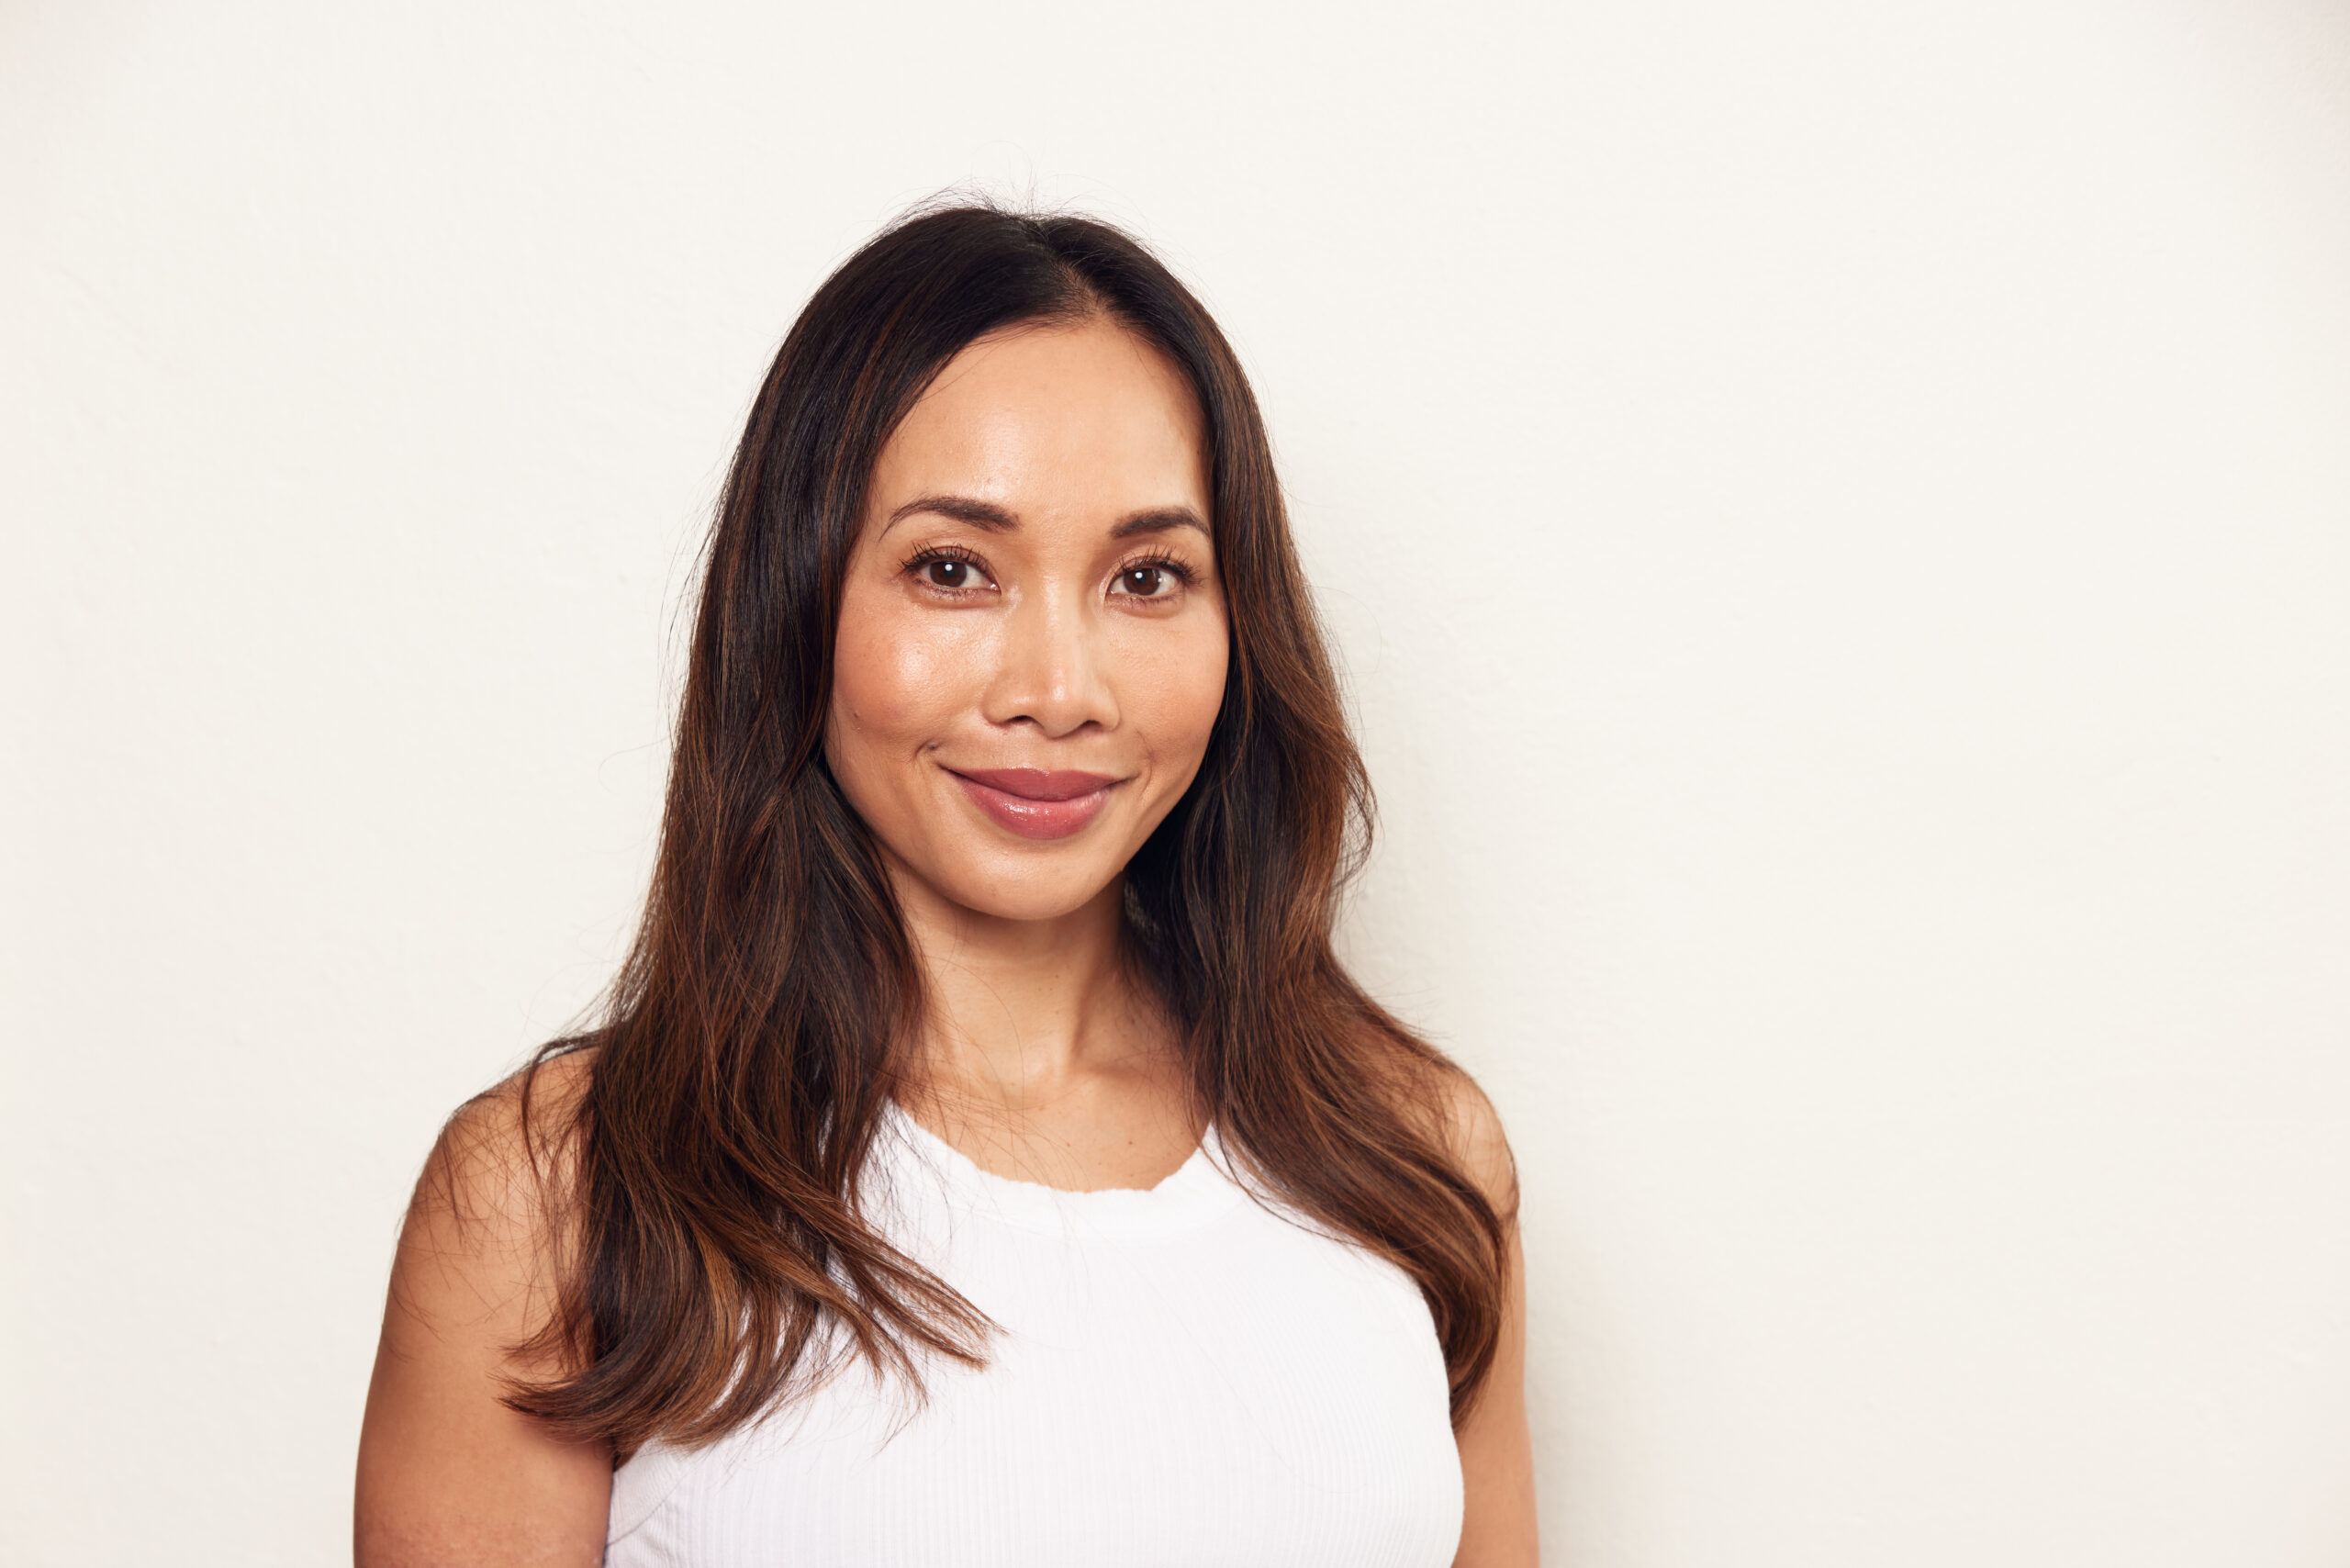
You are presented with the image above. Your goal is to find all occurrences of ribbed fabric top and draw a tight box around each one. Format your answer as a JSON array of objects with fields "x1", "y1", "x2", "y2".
[
  {"x1": 883, "y1": 1100, "x2": 1250, "y2": 1238},
  {"x1": 604, "y1": 1102, "x2": 1464, "y2": 1566}
]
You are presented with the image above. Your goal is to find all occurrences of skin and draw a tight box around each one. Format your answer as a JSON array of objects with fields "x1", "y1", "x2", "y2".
[{"x1": 355, "y1": 318, "x2": 1537, "y2": 1565}]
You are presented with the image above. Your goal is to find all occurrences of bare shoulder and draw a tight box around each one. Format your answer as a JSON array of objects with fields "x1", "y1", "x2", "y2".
[
  {"x1": 358, "y1": 1047, "x2": 610, "y2": 1567},
  {"x1": 1434, "y1": 1064, "x2": 1537, "y2": 1565},
  {"x1": 1431, "y1": 1067, "x2": 1520, "y2": 1224},
  {"x1": 377, "y1": 1046, "x2": 604, "y2": 1402},
  {"x1": 402, "y1": 1048, "x2": 597, "y2": 1297}
]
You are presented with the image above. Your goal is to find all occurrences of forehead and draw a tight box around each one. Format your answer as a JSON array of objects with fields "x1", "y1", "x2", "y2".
[{"x1": 872, "y1": 319, "x2": 1210, "y2": 510}]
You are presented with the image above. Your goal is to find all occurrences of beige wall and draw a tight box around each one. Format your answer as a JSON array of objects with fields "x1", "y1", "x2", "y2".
[{"x1": 6, "y1": 2, "x2": 2348, "y2": 1562}]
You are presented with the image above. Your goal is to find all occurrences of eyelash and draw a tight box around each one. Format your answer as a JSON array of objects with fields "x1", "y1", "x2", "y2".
[
  {"x1": 901, "y1": 543, "x2": 989, "y2": 578},
  {"x1": 897, "y1": 546, "x2": 1200, "y2": 597},
  {"x1": 1113, "y1": 553, "x2": 1198, "y2": 591}
]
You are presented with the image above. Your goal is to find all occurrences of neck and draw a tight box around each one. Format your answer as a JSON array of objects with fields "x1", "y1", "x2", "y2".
[{"x1": 885, "y1": 863, "x2": 1165, "y2": 1119}]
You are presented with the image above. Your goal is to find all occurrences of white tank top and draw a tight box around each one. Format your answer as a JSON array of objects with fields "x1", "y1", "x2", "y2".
[{"x1": 604, "y1": 1102, "x2": 1464, "y2": 1565}]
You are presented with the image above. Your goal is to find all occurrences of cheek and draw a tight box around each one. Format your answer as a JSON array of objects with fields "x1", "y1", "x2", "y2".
[
  {"x1": 1137, "y1": 620, "x2": 1231, "y2": 765},
  {"x1": 830, "y1": 587, "x2": 979, "y2": 755}
]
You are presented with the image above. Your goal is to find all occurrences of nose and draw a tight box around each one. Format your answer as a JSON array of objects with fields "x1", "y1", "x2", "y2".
[{"x1": 980, "y1": 581, "x2": 1119, "y2": 739}]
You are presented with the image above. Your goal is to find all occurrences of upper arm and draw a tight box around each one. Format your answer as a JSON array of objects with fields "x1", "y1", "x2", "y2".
[
  {"x1": 355, "y1": 1058, "x2": 612, "y2": 1568},
  {"x1": 1439, "y1": 1075, "x2": 1539, "y2": 1568}
]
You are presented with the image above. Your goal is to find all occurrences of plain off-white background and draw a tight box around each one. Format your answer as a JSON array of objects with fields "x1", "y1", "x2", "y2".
[{"x1": 5, "y1": 2, "x2": 2349, "y2": 1562}]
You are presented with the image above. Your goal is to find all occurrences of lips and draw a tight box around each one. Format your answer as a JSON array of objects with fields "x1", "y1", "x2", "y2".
[{"x1": 946, "y1": 767, "x2": 1124, "y2": 841}]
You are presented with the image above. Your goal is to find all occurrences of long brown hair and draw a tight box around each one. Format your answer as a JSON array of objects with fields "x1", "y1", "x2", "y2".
[{"x1": 509, "y1": 204, "x2": 1507, "y2": 1453}]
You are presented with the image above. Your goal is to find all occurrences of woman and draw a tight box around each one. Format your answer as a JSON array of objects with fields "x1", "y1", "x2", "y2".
[{"x1": 356, "y1": 205, "x2": 1537, "y2": 1565}]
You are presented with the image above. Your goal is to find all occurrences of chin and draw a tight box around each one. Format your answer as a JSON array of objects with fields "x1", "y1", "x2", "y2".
[{"x1": 929, "y1": 857, "x2": 1122, "y2": 924}]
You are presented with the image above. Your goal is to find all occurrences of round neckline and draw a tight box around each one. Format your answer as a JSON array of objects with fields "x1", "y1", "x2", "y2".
[{"x1": 880, "y1": 1100, "x2": 1248, "y2": 1239}]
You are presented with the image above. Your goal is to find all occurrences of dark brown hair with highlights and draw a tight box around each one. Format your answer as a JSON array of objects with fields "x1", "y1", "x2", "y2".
[{"x1": 505, "y1": 204, "x2": 1509, "y2": 1454}]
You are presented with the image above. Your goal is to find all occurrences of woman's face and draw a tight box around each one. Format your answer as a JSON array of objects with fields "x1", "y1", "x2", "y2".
[{"x1": 826, "y1": 318, "x2": 1228, "y2": 925}]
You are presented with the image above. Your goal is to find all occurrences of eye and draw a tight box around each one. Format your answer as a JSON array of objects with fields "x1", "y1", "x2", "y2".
[
  {"x1": 1113, "y1": 561, "x2": 1189, "y2": 600},
  {"x1": 902, "y1": 546, "x2": 996, "y2": 596}
]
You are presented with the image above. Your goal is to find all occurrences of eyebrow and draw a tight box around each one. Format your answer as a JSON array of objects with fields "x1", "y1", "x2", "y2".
[
  {"x1": 882, "y1": 495, "x2": 1210, "y2": 541},
  {"x1": 885, "y1": 494, "x2": 1017, "y2": 533},
  {"x1": 1110, "y1": 507, "x2": 1210, "y2": 540}
]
